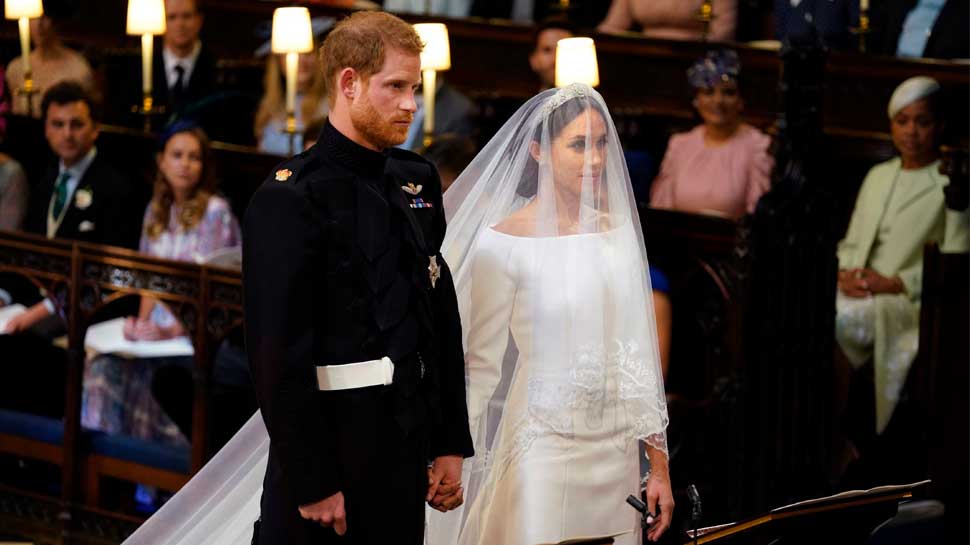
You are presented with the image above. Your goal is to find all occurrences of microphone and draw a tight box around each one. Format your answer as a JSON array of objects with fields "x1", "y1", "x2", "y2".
[
  {"x1": 626, "y1": 494, "x2": 646, "y2": 513},
  {"x1": 687, "y1": 484, "x2": 702, "y2": 518},
  {"x1": 626, "y1": 495, "x2": 656, "y2": 529},
  {"x1": 687, "y1": 484, "x2": 702, "y2": 545}
]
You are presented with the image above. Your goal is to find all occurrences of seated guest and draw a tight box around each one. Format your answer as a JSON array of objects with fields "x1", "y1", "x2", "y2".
[
  {"x1": 0, "y1": 93, "x2": 27, "y2": 230},
  {"x1": 419, "y1": 133, "x2": 477, "y2": 193},
  {"x1": 836, "y1": 76, "x2": 969, "y2": 442},
  {"x1": 870, "y1": 0, "x2": 968, "y2": 60},
  {"x1": 399, "y1": 77, "x2": 476, "y2": 151},
  {"x1": 254, "y1": 18, "x2": 333, "y2": 155},
  {"x1": 152, "y1": 0, "x2": 216, "y2": 118},
  {"x1": 468, "y1": 0, "x2": 609, "y2": 24},
  {"x1": 384, "y1": 0, "x2": 471, "y2": 17},
  {"x1": 529, "y1": 17, "x2": 576, "y2": 91},
  {"x1": 598, "y1": 0, "x2": 737, "y2": 41},
  {"x1": 5, "y1": 10, "x2": 95, "y2": 117},
  {"x1": 0, "y1": 154, "x2": 27, "y2": 232},
  {"x1": 774, "y1": 0, "x2": 856, "y2": 51},
  {"x1": 650, "y1": 50, "x2": 773, "y2": 219},
  {"x1": 4, "y1": 81, "x2": 141, "y2": 333},
  {"x1": 82, "y1": 122, "x2": 241, "y2": 445},
  {"x1": 0, "y1": 61, "x2": 27, "y2": 233}
]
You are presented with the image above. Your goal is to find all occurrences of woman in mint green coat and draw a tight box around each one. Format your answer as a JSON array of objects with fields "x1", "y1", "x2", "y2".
[{"x1": 836, "y1": 76, "x2": 969, "y2": 436}]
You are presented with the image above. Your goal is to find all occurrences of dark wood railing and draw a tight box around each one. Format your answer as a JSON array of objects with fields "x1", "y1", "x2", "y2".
[{"x1": 0, "y1": 229, "x2": 242, "y2": 520}]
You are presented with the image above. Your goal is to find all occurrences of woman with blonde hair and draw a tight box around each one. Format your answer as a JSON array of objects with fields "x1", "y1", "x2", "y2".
[{"x1": 254, "y1": 18, "x2": 333, "y2": 155}]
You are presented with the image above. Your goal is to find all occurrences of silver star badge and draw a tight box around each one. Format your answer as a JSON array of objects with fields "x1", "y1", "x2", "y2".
[{"x1": 428, "y1": 255, "x2": 440, "y2": 289}]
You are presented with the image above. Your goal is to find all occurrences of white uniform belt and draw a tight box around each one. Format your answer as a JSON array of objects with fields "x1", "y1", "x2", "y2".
[{"x1": 316, "y1": 357, "x2": 394, "y2": 391}]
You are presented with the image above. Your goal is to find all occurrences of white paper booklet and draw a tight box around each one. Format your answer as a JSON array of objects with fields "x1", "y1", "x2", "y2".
[
  {"x1": 770, "y1": 480, "x2": 931, "y2": 513},
  {"x1": 0, "y1": 304, "x2": 27, "y2": 334},
  {"x1": 84, "y1": 317, "x2": 194, "y2": 359}
]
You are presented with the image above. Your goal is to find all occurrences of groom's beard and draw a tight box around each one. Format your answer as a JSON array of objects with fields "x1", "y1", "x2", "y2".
[{"x1": 350, "y1": 92, "x2": 413, "y2": 150}]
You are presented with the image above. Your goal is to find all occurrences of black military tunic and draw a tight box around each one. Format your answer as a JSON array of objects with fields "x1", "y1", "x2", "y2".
[{"x1": 243, "y1": 121, "x2": 473, "y2": 545}]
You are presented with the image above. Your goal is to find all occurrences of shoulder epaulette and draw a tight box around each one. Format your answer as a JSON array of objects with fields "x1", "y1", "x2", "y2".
[{"x1": 267, "y1": 149, "x2": 315, "y2": 185}]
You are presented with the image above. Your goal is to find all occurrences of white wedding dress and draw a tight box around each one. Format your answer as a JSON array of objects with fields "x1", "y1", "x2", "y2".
[{"x1": 452, "y1": 226, "x2": 655, "y2": 545}]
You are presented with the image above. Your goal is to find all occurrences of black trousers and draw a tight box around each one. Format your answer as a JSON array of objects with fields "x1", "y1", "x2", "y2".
[{"x1": 255, "y1": 387, "x2": 429, "y2": 545}]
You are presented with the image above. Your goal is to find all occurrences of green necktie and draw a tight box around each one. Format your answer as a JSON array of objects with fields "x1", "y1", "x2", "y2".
[{"x1": 52, "y1": 171, "x2": 71, "y2": 219}]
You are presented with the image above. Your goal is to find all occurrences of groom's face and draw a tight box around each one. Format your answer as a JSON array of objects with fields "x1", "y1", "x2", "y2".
[{"x1": 350, "y1": 47, "x2": 421, "y2": 150}]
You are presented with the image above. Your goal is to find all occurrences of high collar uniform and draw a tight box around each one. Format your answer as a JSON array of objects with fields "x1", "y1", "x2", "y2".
[{"x1": 243, "y1": 121, "x2": 473, "y2": 545}]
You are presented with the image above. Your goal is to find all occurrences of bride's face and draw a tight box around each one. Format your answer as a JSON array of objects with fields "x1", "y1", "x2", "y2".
[{"x1": 546, "y1": 107, "x2": 608, "y2": 200}]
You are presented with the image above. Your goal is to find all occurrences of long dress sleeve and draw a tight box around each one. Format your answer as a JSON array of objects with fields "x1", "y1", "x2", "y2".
[
  {"x1": 649, "y1": 134, "x2": 682, "y2": 210},
  {"x1": 197, "y1": 196, "x2": 242, "y2": 257},
  {"x1": 744, "y1": 131, "x2": 774, "y2": 214},
  {"x1": 243, "y1": 182, "x2": 340, "y2": 505},
  {"x1": 941, "y1": 205, "x2": 970, "y2": 253},
  {"x1": 0, "y1": 160, "x2": 28, "y2": 231},
  {"x1": 837, "y1": 168, "x2": 879, "y2": 270},
  {"x1": 463, "y1": 233, "x2": 517, "y2": 444}
]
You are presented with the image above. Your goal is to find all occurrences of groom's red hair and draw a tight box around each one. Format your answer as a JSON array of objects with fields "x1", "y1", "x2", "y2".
[{"x1": 319, "y1": 11, "x2": 424, "y2": 106}]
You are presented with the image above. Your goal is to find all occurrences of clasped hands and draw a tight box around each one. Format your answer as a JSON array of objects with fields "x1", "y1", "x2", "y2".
[
  {"x1": 838, "y1": 268, "x2": 904, "y2": 298},
  {"x1": 122, "y1": 316, "x2": 184, "y2": 341},
  {"x1": 298, "y1": 455, "x2": 464, "y2": 536},
  {"x1": 426, "y1": 454, "x2": 464, "y2": 512}
]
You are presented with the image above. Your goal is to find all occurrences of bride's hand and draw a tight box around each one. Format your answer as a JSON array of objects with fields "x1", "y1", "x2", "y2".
[
  {"x1": 427, "y1": 455, "x2": 464, "y2": 512},
  {"x1": 644, "y1": 462, "x2": 674, "y2": 542}
]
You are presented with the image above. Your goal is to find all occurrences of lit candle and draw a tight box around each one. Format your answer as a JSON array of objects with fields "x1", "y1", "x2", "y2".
[
  {"x1": 285, "y1": 52, "x2": 299, "y2": 116},
  {"x1": 413, "y1": 23, "x2": 451, "y2": 145},
  {"x1": 141, "y1": 33, "x2": 153, "y2": 95},
  {"x1": 422, "y1": 69, "x2": 437, "y2": 141},
  {"x1": 6, "y1": 0, "x2": 44, "y2": 79},
  {"x1": 555, "y1": 37, "x2": 600, "y2": 88},
  {"x1": 18, "y1": 17, "x2": 31, "y2": 76},
  {"x1": 860, "y1": 0, "x2": 869, "y2": 11}
]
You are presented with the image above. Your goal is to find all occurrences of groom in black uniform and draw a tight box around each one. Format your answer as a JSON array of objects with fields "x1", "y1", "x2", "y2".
[{"x1": 243, "y1": 12, "x2": 473, "y2": 545}]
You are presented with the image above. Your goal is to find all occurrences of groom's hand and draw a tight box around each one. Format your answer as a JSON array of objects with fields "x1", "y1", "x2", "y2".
[
  {"x1": 299, "y1": 492, "x2": 347, "y2": 535},
  {"x1": 426, "y1": 455, "x2": 464, "y2": 512}
]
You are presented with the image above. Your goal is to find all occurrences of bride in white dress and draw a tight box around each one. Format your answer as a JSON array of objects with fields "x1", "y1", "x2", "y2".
[
  {"x1": 429, "y1": 83, "x2": 672, "y2": 545},
  {"x1": 119, "y1": 83, "x2": 671, "y2": 545}
]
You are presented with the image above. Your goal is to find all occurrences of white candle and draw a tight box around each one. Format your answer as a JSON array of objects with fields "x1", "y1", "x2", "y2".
[
  {"x1": 141, "y1": 33, "x2": 153, "y2": 95},
  {"x1": 423, "y1": 68, "x2": 436, "y2": 140},
  {"x1": 860, "y1": 0, "x2": 869, "y2": 12},
  {"x1": 18, "y1": 17, "x2": 31, "y2": 76},
  {"x1": 285, "y1": 52, "x2": 298, "y2": 116}
]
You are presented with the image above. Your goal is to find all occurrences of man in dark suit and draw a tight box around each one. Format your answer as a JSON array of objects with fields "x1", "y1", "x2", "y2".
[
  {"x1": 0, "y1": 80, "x2": 140, "y2": 418},
  {"x1": 774, "y1": 0, "x2": 857, "y2": 51},
  {"x1": 152, "y1": 0, "x2": 216, "y2": 118},
  {"x1": 869, "y1": 0, "x2": 969, "y2": 60},
  {"x1": 5, "y1": 80, "x2": 140, "y2": 332},
  {"x1": 243, "y1": 11, "x2": 473, "y2": 545}
]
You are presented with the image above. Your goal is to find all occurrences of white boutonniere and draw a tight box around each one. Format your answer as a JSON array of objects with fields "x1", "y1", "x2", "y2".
[{"x1": 75, "y1": 187, "x2": 94, "y2": 210}]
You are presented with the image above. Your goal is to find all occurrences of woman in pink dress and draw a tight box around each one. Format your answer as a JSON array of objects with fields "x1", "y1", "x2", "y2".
[
  {"x1": 649, "y1": 50, "x2": 773, "y2": 220},
  {"x1": 598, "y1": 0, "x2": 737, "y2": 42}
]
